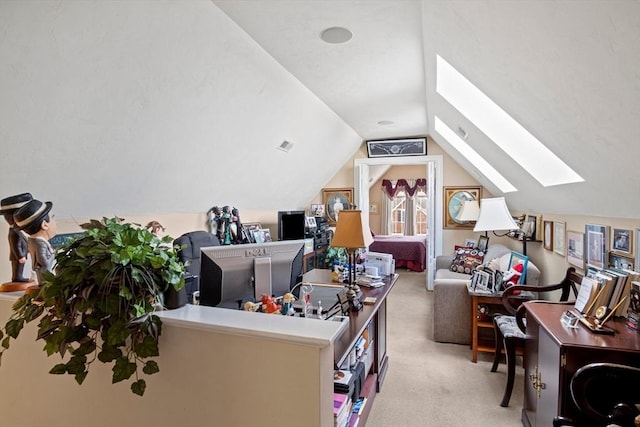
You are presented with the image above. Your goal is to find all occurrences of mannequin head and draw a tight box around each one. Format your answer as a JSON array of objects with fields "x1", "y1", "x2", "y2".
[
  {"x1": 13, "y1": 199, "x2": 57, "y2": 238},
  {"x1": 0, "y1": 193, "x2": 33, "y2": 226}
]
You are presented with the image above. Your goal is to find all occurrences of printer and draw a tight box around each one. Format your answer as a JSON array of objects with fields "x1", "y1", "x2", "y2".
[{"x1": 364, "y1": 251, "x2": 395, "y2": 276}]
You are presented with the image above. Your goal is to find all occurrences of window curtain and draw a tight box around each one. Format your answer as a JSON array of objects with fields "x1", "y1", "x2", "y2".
[{"x1": 381, "y1": 178, "x2": 426, "y2": 236}]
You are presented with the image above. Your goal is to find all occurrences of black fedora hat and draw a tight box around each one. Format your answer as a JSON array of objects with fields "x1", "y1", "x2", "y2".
[
  {"x1": 0, "y1": 193, "x2": 33, "y2": 215},
  {"x1": 14, "y1": 199, "x2": 53, "y2": 231}
]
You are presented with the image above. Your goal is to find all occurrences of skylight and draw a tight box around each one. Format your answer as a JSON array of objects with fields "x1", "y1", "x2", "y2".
[
  {"x1": 434, "y1": 117, "x2": 517, "y2": 193},
  {"x1": 436, "y1": 55, "x2": 583, "y2": 187}
]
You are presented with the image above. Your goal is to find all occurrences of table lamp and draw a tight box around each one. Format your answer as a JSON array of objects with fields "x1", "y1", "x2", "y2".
[
  {"x1": 473, "y1": 197, "x2": 527, "y2": 254},
  {"x1": 330, "y1": 210, "x2": 373, "y2": 311}
]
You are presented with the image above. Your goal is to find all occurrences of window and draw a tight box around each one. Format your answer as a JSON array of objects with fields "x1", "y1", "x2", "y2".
[{"x1": 390, "y1": 190, "x2": 427, "y2": 235}]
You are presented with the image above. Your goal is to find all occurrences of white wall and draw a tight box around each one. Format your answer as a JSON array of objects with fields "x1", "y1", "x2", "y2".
[{"x1": 0, "y1": 0, "x2": 361, "y2": 218}]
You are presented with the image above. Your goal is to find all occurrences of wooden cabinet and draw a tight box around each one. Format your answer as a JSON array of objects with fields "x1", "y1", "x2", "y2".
[{"x1": 522, "y1": 302, "x2": 640, "y2": 427}]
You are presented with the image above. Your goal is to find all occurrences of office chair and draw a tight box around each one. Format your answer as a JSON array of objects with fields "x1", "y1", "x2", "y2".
[
  {"x1": 553, "y1": 362, "x2": 640, "y2": 427},
  {"x1": 173, "y1": 230, "x2": 220, "y2": 305},
  {"x1": 491, "y1": 267, "x2": 580, "y2": 407}
]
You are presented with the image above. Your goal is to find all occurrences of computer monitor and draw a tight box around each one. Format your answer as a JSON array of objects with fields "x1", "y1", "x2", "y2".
[
  {"x1": 199, "y1": 240, "x2": 305, "y2": 309},
  {"x1": 277, "y1": 210, "x2": 306, "y2": 241}
]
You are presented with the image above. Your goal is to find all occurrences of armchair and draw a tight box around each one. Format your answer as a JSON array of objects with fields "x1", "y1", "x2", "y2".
[{"x1": 491, "y1": 267, "x2": 581, "y2": 407}]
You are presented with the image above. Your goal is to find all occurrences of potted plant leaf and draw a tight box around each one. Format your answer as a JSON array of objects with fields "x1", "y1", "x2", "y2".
[{"x1": 0, "y1": 217, "x2": 185, "y2": 396}]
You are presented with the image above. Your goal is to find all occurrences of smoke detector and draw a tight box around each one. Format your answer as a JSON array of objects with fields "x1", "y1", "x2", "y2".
[{"x1": 277, "y1": 140, "x2": 295, "y2": 152}]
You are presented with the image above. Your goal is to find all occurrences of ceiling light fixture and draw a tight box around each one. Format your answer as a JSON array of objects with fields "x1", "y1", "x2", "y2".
[{"x1": 320, "y1": 27, "x2": 353, "y2": 44}]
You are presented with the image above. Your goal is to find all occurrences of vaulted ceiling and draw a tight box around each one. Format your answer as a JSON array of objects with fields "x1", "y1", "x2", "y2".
[{"x1": 213, "y1": 0, "x2": 640, "y2": 219}]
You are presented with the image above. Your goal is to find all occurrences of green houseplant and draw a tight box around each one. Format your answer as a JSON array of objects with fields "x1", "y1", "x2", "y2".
[{"x1": 0, "y1": 217, "x2": 185, "y2": 396}]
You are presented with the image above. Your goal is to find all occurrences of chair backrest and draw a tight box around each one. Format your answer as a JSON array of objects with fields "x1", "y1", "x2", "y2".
[
  {"x1": 501, "y1": 267, "x2": 581, "y2": 316},
  {"x1": 569, "y1": 362, "x2": 640, "y2": 426},
  {"x1": 173, "y1": 231, "x2": 220, "y2": 300}
]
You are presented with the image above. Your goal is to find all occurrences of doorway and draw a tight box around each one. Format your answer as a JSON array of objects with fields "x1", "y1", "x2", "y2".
[{"x1": 354, "y1": 156, "x2": 443, "y2": 290}]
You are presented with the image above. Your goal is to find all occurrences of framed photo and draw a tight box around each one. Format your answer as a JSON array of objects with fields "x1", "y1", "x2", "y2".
[
  {"x1": 608, "y1": 252, "x2": 634, "y2": 270},
  {"x1": 507, "y1": 251, "x2": 529, "y2": 284},
  {"x1": 366, "y1": 137, "x2": 426, "y2": 158},
  {"x1": 443, "y1": 186, "x2": 482, "y2": 229},
  {"x1": 543, "y1": 220, "x2": 554, "y2": 251},
  {"x1": 566, "y1": 230, "x2": 584, "y2": 269},
  {"x1": 611, "y1": 228, "x2": 633, "y2": 255},
  {"x1": 585, "y1": 224, "x2": 609, "y2": 270},
  {"x1": 477, "y1": 235, "x2": 489, "y2": 253},
  {"x1": 522, "y1": 215, "x2": 537, "y2": 240},
  {"x1": 310, "y1": 204, "x2": 325, "y2": 216},
  {"x1": 321, "y1": 187, "x2": 353, "y2": 226},
  {"x1": 553, "y1": 221, "x2": 565, "y2": 256},
  {"x1": 464, "y1": 238, "x2": 477, "y2": 248},
  {"x1": 474, "y1": 270, "x2": 491, "y2": 292}
]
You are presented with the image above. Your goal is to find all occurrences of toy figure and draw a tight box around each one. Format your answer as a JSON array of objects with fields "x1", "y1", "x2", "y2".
[
  {"x1": 207, "y1": 206, "x2": 221, "y2": 237},
  {"x1": 221, "y1": 206, "x2": 232, "y2": 245},
  {"x1": 281, "y1": 292, "x2": 296, "y2": 315},
  {"x1": 13, "y1": 199, "x2": 57, "y2": 286},
  {"x1": 260, "y1": 294, "x2": 281, "y2": 314},
  {"x1": 502, "y1": 262, "x2": 524, "y2": 295},
  {"x1": 0, "y1": 193, "x2": 33, "y2": 284}
]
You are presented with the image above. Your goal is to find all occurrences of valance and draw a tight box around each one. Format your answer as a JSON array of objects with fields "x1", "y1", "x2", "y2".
[{"x1": 381, "y1": 178, "x2": 427, "y2": 199}]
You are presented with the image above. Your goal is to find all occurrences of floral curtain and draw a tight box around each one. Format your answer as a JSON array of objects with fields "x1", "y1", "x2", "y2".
[{"x1": 381, "y1": 178, "x2": 427, "y2": 199}]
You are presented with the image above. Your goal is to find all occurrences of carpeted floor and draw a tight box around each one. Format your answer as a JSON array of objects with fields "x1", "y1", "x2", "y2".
[{"x1": 366, "y1": 270, "x2": 524, "y2": 427}]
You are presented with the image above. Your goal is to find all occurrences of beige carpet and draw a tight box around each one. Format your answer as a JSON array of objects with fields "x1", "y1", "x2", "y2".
[{"x1": 366, "y1": 270, "x2": 524, "y2": 427}]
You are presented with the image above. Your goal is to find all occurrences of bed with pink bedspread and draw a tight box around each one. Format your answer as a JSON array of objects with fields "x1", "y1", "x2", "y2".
[{"x1": 368, "y1": 235, "x2": 427, "y2": 272}]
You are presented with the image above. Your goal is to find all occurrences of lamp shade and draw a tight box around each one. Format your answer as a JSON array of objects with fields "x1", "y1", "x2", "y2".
[
  {"x1": 331, "y1": 210, "x2": 374, "y2": 249},
  {"x1": 473, "y1": 197, "x2": 518, "y2": 232},
  {"x1": 456, "y1": 200, "x2": 480, "y2": 222}
]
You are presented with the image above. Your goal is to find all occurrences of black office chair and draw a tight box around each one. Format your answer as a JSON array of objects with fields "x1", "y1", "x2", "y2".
[
  {"x1": 173, "y1": 230, "x2": 220, "y2": 305},
  {"x1": 553, "y1": 362, "x2": 640, "y2": 427}
]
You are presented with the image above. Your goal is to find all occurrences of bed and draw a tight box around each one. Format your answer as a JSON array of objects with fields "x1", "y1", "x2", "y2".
[{"x1": 368, "y1": 235, "x2": 427, "y2": 272}]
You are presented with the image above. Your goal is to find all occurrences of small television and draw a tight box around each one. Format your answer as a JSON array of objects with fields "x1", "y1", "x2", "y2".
[
  {"x1": 199, "y1": 240, "x2": 305, "y2": 309},
  {"x1": 278, "y1": 210, "x2": 306, "y2": 241}
]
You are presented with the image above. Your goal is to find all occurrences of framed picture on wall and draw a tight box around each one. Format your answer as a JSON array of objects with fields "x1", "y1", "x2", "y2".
[
  {"x1": 585, "y1": 223, "x2": 609, "y2": 270},
  {"x1": 366, "y1": 137, "x2": 426, "y2": 158},
  {"x1": 611, "y1": 228, "x2": 633, "y2": 256},
  {"x1": 553, "y1": 221, "x2": 565, "y2": 256},
  {"x1": 566, "y1": 230, "x2": 584, "y2": 269},
  {"x1": 443, "y1": 186, "x2": 482, "y2": 229},
  {"x1": 543, "y1": 220, "x2": 554, "y2": 251},
  {"x1": 608, "y1": 252, "x2": 634, "y2": 270},
  {"x1": 321, "y1": 187, "x2": 353, "y2": 226}
]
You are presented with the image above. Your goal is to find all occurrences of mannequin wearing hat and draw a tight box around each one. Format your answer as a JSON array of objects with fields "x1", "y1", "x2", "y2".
[
  {"x1": 0, "y1": 193, "x2": 34, "y2": 290},
  {"x1": 13, "y1": 199, "x2": 57, "y2": 287}
]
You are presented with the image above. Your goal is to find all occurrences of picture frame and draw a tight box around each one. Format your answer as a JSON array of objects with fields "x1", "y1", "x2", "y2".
[
  {"x1": 464, "y1": 238, "x2": 477, "y2": 248},
  {"x1": 321, "y1": 187, "x2": 354, "y2": 226},
  {"x1": 585, "y1": 223, "x2": 609, "y2": 270},
  {"x1": 366, "y1": 137, "x2": 426, "y2": 158},
  {"x1": 506, "y1": 251, "x2": 529, "y2": 284},
  {"x1": 477, "y1": 235, "x2": 489, "y2": 253},
  {"x1": 543, "y1": 220, "x2": 554, "y2": 251},
  {"x1": 611, "y1": 228, "x2": 633, "y2": 256},
  {"x1": 566, "y1": 230, "x2": 584, "y2": 269},
  {"x1": 522, "y1": 215, "x2": 537, "y2": 240},
  {"x1": 636, "y1": 227, "x2": 640, "y2": 272},
  {"x1": 553, "y1": 221, "x2": 565, "y2": 256},
  {"x1": 608, "y1": 252, "x2": 634, "y2": 270},
  {"x1": 443, "y1": 186, "x2": 482, "y2": 229},
  {"x1": 310, "y1": 204, "x2": 325, "y2": 216},
  {"x1": 474, "y1": 270, "x2": 491, "y2": 292}
]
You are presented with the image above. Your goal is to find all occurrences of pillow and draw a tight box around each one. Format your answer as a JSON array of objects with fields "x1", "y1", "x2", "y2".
[{"x1": 450, "y1": 248, "x2": 485, "y2": 275}]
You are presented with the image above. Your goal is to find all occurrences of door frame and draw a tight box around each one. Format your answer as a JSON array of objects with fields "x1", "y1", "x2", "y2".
[{"x1": 354, "y1": 155, "x2": 443, "y2": 290}]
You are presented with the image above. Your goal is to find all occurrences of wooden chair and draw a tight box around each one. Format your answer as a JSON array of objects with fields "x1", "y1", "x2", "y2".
[
  {"x1": 491, "y1": 267, "x2": 581, "y2": 407},
  {"x1": 553, "y1": 362, "x2": 640, "y2": 427}
]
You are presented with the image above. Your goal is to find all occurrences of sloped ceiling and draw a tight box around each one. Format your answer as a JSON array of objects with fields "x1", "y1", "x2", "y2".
[{"x1": 213, "y1": 0, "x2": 640, "y2": 219}]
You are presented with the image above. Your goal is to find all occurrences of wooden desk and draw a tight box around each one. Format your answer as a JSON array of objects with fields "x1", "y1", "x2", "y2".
[{"x1": 521, "y1": 302, "x2": 640, "y2": 427}]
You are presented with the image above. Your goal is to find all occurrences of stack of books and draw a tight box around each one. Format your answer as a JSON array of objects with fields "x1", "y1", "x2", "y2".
[
  {"x1": 333, "y1": 392, "x2": 352, "y2": 427},
  {"x1": 626, "y1": 281, "x2": 640, "y2": 332},
  {"x1": 334, "y1": 369, "x2": 355, "y2": 396},
  {"x1": 585, "y1": 266, "x2": 640, "y2": 317}
]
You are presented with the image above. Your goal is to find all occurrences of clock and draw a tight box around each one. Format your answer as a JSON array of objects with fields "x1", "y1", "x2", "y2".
[{"x1": 443, "y1": 187, "x2": 481, "y2": 229}]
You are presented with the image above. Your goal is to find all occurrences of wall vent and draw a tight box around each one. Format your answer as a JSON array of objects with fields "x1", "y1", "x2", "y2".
[{"x1": 277, "y1": 140, "x2": 294, "y2": 152}]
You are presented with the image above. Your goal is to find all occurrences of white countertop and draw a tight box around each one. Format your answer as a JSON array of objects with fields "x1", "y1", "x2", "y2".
[{"x1": 0, "y1": 291, "x2": 348, "y2": 348}]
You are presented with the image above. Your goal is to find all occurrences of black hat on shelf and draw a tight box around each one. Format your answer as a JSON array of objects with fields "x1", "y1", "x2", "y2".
[
  {"x1": 13, "y1": 199, "x2": 53, "y2": 232},
  {"x1": 0, "y1": 193, "x2": 33, "y2": 215}
]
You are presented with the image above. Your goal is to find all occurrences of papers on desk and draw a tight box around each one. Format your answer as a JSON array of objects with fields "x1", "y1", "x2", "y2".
[
  {"x1": 357, "y1": 276, "x2": 384, "y2": 288},
  {"x1": 574, "y1": 276, "x2": 598, "y2": 314}
]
